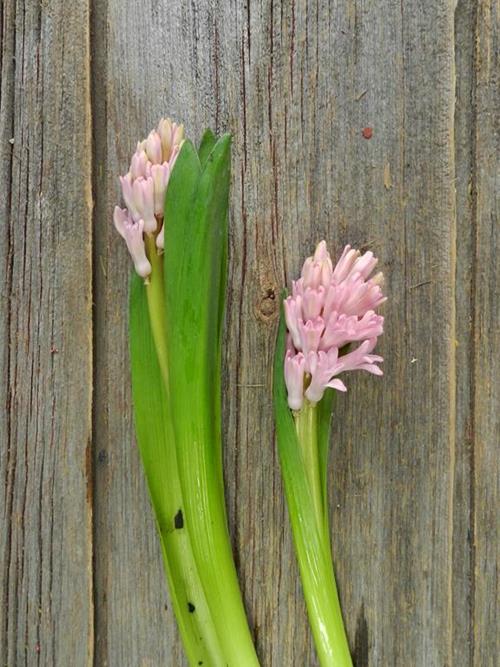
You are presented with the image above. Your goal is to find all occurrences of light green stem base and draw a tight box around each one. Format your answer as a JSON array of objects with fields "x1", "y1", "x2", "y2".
[
  {"x1": 293, "y1": 403, "x2": 353, "y2": 667},
  {"x1": 144, "y1": 236, "x2": 226, "y2": 666},
  {"x1": 144, "y1": 236, "x2": 257, "y2": 666}
]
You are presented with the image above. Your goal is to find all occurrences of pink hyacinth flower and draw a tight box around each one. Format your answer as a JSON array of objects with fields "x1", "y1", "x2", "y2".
[
  {"x1": 283, "y1": 240, "x2": 386, "y2": 410},
  {"x1": 113, "y1": 207, "x2": 151, "y2": 278},
  {"x1": 113, "y1": 117, "x2": 185, "y2": 275}
]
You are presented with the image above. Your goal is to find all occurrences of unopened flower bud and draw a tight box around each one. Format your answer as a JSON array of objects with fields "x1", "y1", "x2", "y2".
[
  {"x1": 284, "y1": 349, "x2": 306, "y2": 411},
  {"x1": 145, "y1": 130, "x2": 162, "y2": 164},
  {"x1": 113, "y1": 207, "x2": 151, "y2": 278},
  {"x1": 151, "y1": 163, "x2": 171, "y2": 215}
]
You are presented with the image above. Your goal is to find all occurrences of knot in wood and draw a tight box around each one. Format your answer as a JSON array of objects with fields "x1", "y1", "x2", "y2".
[{"x1": 256, "y1": 286, "x2": 279, "y2": 322}]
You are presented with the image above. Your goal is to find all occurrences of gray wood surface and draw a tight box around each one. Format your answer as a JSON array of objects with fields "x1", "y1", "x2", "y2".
[
  {"x1": 0, "y1": 0, "x2": 93, "y2": 665},
  {"x1": 1, "y1": 0, "x2": 498, "y2": 665}
]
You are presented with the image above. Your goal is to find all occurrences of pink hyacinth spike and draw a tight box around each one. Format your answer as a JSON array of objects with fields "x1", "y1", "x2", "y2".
[
  {"x1": 284, "y1": 240, "x2": 386, "y2": 410},
  {"x1": 113, "y1": 117, "x2": 185, "y2": 275}
]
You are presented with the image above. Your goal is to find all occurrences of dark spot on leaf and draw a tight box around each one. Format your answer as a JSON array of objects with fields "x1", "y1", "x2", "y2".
[
  {"x1": 198, "y1": 662, "x2": 203, "y2": 665},
  {"x1": 174, "y1": 509, "x2": 184, "y2": 529},
  {"x1": 187, "y1": 602, "x2": 196, "y2": 613}
]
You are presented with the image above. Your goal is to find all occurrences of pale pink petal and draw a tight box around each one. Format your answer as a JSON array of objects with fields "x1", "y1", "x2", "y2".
[
  {"x1": 331, "y1": 245, "x2": 360, "y2": 283},
  {"x1": 158, "y1": 118, "x2": 185, "y2": 162},
  {"x1": 284, "y1": 296, "x2": 303, "y2": 349},
  {"x1": 124, "y1": 219, "x2": 151, "y2": 278},
  {"x1": 130, "y1": 149, "x2": 152, "y2": 179},
  {"x1": 297, "y1": 317, "x2": 325, "y2": 354},
  {"x1": 157, "y1": 118, "x2": 173, "y2": 158},
  {"x1": 301, "y1": 241, "x2": 333, "y2": 289},
  {"x1": 120, "y1": 174, "x2": 140, "y2": 221},
  {"x1": 304, "y1": 350, "x2": 341, "y2": 403},
  {"x1": 284, "y1": 351, "x2": 306, "y2": 410},
  {"x1": 151, "y1": 163, "x2": 171, "y2": 215},
  {"x1": 131, "y1": 177, "x2": 156, "y2": 233},
  {"x1": 156, "y1": 222, "x2": 165, "y2": 250},
  {"x1": 113, "y1": 207, "x2": 151, "y2": 278},
  {"x1": 327, "y1": 378, "x2": 347, "y2": 392},
  {"x1": 145, "y1": 130, "x2": 162, "y2": 164},
  {"x1": 113, "y1": 206, "x2": 129, "y2": 238},
  {"x1": 301, "y1": 286, "x2": 325, "y2": 320},
  {"x1": 352, "y1": 251, "x2": 378, "y2": 279}
]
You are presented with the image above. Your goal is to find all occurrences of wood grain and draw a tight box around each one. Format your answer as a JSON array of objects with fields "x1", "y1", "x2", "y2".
[
  {"x1": 0, "y1": 0, "x2": 93, "y2": 665},
  {"x1": 0, "y1": 0, "x2": 498, "y2": 665},
  {"x1": 472, "y1": 2, "x2": 499, "y2": 665}
]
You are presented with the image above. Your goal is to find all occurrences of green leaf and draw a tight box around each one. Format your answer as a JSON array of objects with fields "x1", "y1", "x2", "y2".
[
  {"x1": 163, "y1": 134, "x2": 259, "y2": 664},
  {"x1": 163, "y1": 139, "x2": 202, "y2": 248},
  {"x1": 198, "y1": 128, "x2": 217, "y2": 167},
  {"x1": 164, "y1": 134, "x2": 231, "y2": 427},
  {"x1": 317, "y1": 388, "x2": 335, "y2": 521},
  {"x1": 129, "y1": 273, "x2": 224, "y2": 666},
  {"x1": 164, "y1": 133, "x2": 230, "y2": 354}
]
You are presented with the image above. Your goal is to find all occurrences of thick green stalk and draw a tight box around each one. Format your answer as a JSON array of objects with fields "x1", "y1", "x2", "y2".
[
  {"x1": 130, "y1": 272, "x2": 225, "y2": 666},
  {"x1": 295, "y1": 403, "x2": 324, "y2": 529},
  {"x1": 163, "y1": 137, "x2": 259, "y2": 666},
  {"x1": 274, "y1": 308, "x2": 352, "y2": 667},
  {"x1": 293, "y1": 404, "x2": 352, "y2": 667},
  {"x1": 170, "y1": 384, "x2": 260, "y2": 666}
]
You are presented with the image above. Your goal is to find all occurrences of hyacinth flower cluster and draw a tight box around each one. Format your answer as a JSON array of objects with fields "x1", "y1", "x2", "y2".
[
  {"x1": 274, "y1": 241, "x2": 386, "y2": 667},
  {"x1": 116, "y1": 121, "x2": 259, "y2": 666},
  {"x1": 113, "y1": 118, "x2": 184, "y2": 278},
  {"x1": 284, "y1": 241, "x2": 386, "y2": 410}
]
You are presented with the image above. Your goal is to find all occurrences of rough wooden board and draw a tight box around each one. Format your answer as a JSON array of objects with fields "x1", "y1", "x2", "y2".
[
  {"x1": 319, "y1": 2, "x2": 458, "y2": 665},
  {"x1": 92, "y1": 0, "x2": 464, "y2": 665},
  {"x1": 452, "y1": 0, "x2": 477, "y2": 663},
  {"x1": 472, "y1": 1, "x2": 499, "y2": 664},
  {"x1": 0, "y1": 1, "x2": 93, "y2": 665},
  {"x1": 91, "y1": 1, "x2": 187, "y2": 664}
]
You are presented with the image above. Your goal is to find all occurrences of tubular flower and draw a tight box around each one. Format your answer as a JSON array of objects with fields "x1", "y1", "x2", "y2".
[
  {"x1": 113, "y1": 118, "x2": 185, "y2": 276},
  {"x1": 113, "y1": 207, "x2": 152, "y2": 278},
  {"x1": 284, "y1": 241, "x2": 386, "y2": 410}
]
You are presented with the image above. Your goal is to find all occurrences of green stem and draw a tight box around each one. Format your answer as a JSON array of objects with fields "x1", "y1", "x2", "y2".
[
  {"x1": 295, "y1": 403, "x2": 325, "y2": 530},
  {"x1": 292, "y1": 403, "x2": 352, "y2": 667},
  {"x1": 142, "y1": 238, "x2": 226, "y2": 666},
  {"x1": 171, "y1": 372, "x2": 260, "y2": 666},
  {"x1": 145, "y1": 236, "x2": 169, "y2": 386}
]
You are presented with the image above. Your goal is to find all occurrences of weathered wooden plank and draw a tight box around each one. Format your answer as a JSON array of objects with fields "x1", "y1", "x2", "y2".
[
  {"x1": 472, "y1": 2, "x2": 499, "y2": 664},
  {"x1": 452, "y1": 0, "x2": 477, "y2": 663},
  {"x1": 317, "y1": 2, "x2": 458, "y2": 664},
  {"x1": 0, "y1": 0, "x2": 93, "y2": 665},
  {"x1": 93, "y1": 1, "x2": 462, "y2": 666}
]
